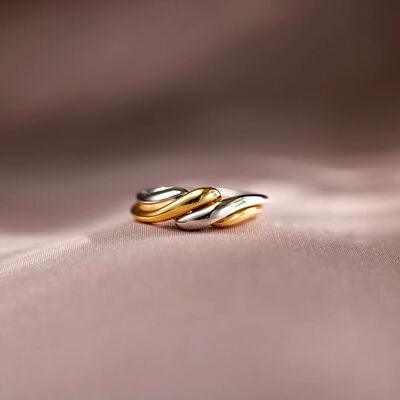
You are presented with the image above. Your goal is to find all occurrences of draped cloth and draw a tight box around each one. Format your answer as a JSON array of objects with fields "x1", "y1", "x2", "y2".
[{"x1": 1, "y1": 1, "x2": 399, "y2": 399}]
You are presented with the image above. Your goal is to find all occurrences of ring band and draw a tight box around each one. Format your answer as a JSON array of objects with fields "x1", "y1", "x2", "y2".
[{"x1": 131, "y1": 186, "x2": 267, "y2": 230}]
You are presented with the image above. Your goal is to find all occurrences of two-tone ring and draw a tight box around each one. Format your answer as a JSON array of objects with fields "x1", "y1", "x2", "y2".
[{"x1": 130, "y1": 186, "x2": 267, "y2": 230}]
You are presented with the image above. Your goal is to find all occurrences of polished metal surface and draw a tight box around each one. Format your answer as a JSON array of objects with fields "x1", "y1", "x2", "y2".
[
  {"x1": 213, "y1": 204, "x2": 263, "y2": 227},
  {"x1": 131, "y1": 187, "x2": 221, "y2": 223},
  {"x1": 175, "y1": 193, "x2": 267, "y2": 230},
  {"x1": 137, "y1": 186, "x2": 187, "y2": 202},
  {"x1": 131, "y1": 186, "x2": 268, "y2": 230}
]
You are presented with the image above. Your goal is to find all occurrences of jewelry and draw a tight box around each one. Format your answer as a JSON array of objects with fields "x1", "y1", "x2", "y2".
[{"x1": 131, "y1": 186, "x2": 267, "y2": 230}]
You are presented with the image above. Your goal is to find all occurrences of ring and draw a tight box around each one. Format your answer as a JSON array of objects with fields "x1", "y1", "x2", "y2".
[{"x1": 130, "y1": 186, "x2": 267, "y2": 230}]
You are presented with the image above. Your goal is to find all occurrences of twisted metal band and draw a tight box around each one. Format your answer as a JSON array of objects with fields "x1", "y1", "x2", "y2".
[{"x1": 131, "y1": 186, "x2": 267, "y2": 230}]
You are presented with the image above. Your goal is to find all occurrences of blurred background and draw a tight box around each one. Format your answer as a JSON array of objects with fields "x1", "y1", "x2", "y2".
[
  {"x1": 1, "y1": 1, "x2": 400, "y2": 399},
  {"x1": 1, "y1": 0, "x2": 400, "y2": 246}
]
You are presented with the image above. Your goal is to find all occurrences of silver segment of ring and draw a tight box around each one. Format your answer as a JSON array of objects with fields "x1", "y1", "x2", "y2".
[
  {"x1": 175, "y1": 192, "x2": 267, "y2": 230},
  {"x1": 137, "y1": 186, "x2": 188, "y2": 202}
]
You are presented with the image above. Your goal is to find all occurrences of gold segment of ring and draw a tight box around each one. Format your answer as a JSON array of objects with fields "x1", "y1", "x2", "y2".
[
  {"x1": 212, "y1": 205, "x2": 263, "y2": 228},
  {"x1": 131, "y1": 187, "x2": 221, "y2": 223},
  {"x1": 135, "y1": 197, "x2": 177, "y2": 212}
]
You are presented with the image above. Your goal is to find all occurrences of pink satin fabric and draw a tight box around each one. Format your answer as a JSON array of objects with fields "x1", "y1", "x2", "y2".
[{"x1": 1, "y1": 1, "x2": 399, "y2": 399}]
